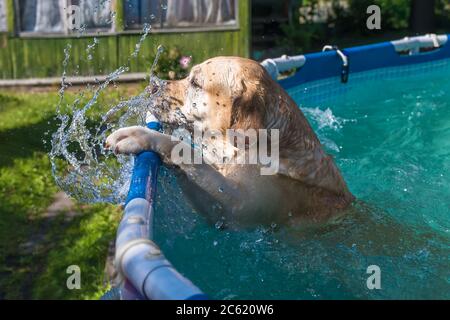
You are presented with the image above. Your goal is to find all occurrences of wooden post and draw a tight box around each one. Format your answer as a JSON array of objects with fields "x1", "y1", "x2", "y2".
[
  {"x1": 114, "y1": 0, "x2": 125, "y2": 32},
  {"x1": 243, "y1": 0, "x2": 251, "y2": 58},
  {"x1": 6, "y1": 0, "x2": 14, "y2": 36}
]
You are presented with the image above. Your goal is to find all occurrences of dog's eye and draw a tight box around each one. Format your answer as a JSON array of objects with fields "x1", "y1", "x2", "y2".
[{"x1": 190, "y1": 78, "x2": 201, "y2": 89}]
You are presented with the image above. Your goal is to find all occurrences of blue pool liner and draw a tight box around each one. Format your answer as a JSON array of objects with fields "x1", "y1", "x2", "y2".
[{"x1": 125, "y1": 121, "x2": 161, "y2": 205}]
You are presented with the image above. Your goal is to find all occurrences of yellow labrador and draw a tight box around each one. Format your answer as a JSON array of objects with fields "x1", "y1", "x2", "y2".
[{"x1": 106, "y1": 57, "x2": 354, "y2": 227}]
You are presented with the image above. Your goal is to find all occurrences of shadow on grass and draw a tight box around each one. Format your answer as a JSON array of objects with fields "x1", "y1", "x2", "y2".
[
  {"x1": 0, "y1": 115, "x2": 58, "y2": 168},
  {"x1": 0, "y1": 196, "x2": 119, "y2": 299},
  {"x1": 0, "y1": 98, "x2": 120, "y2": 299}
]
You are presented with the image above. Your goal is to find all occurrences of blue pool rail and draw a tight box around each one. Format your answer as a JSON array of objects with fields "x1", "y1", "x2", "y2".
[
  {"x1": 113, "y1": 112, "x2": 206, "y2": 300},
  {"x1": 262, "y1": 34, "x2": 450, "y2": 89}
]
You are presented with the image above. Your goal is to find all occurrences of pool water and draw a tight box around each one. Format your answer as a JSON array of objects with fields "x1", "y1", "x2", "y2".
[{"x1": 154, "y1": 63, "x2": 450, "y2": 299}]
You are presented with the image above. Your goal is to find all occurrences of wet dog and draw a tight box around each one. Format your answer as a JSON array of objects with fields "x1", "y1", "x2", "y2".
[{"x1": 106, "y1": 57, "x2": 354, "y2": 227}]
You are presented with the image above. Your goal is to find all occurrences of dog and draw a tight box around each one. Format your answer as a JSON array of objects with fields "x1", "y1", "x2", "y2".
[{"x1": 106, "y1": 56, "x2": 355, "y2": 228}]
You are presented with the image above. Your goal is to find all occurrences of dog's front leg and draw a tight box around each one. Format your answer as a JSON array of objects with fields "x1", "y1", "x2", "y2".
[
  {"x1": 105, "y1": 126, "x2": 180, "y2": 164},
  {"x1": 105, "y1": 126, "x2": 241, "y2": 209}
]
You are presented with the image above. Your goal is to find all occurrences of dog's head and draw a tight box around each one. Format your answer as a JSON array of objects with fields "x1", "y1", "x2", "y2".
[
  {"x1": 151, "y1": 56, "x2": 287, "y2": 134},
  {"x1": 150, "y1": 56, "x2": 353, "y2": 199}
]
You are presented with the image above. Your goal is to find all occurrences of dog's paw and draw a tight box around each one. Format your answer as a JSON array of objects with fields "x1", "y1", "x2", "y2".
[{"x1": 105, "y1": 126, "x2": 152, "y2": 155}]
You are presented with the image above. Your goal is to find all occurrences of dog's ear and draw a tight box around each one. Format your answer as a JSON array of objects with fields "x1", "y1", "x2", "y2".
[{"x1": 229, "y1": 79, "x2": 266, "y2": 130}]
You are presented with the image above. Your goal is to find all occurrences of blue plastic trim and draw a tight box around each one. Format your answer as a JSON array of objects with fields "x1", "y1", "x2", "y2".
[
  {"x1": 119, "y1": 119, "x2": 207, "y2": 300},
  {"x1": 125, "y1": 121, "x2": 161, "y2": 205},
  {"x1": 279, "y1": 34, "x2": 450, "y2": 89}
]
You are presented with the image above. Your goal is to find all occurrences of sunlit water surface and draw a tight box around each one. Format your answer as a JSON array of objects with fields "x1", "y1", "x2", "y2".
[{"x1": 154, "y1": 64, "x2": 450, "y2": 299}]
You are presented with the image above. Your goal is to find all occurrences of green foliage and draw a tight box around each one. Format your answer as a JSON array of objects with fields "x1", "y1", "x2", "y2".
[
  {"x1": 154, "y1": 46, "x2": 193, "y2": 80},
  {"x1": 0, "y1": 154, "x2": 59, "y2": 299},
  {"x1": 278, "y1": 20, "x2": 327, "y2": 54},
  {"x1": 32, "y1": 204, "x2": 121, "y2": 300},
  {"x1": 344, "y1": 0, "x2": 410, "y2": 33},
  {"x1": 0, "y1": 90, "x2": 123, "y2": 299},
  {"x1": 277, "y1": 0, "x2": 328, "y2": 54},
  {"x1": 436, "y1": 0, "x2": 450, "y2": 30},
  {"x1": 279, "y1": 0, "x2": 416, "y2": 53}
]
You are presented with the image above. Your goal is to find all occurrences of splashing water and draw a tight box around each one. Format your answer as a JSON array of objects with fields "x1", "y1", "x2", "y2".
[
  {"x1": 132, "y1": 24, "x2": 151, "y2": 58},
  {"x1": 86, "y1": 38, "x2": 99, "y2": 61},
  {"x1": 302, "y1": 107, "x2": 355, "y2": 152},
  {"x1": 50, "y1": 27, "x2": 167, "y2": 204}
]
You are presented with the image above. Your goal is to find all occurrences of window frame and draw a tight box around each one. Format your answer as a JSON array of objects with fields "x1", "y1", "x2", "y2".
[
  {"x1": 122, "y1": 0, "x2": 240, "y2": 33},
  {"x1": 0, "y1": 0, "x2": 7, "y2": 32},
  {"x1": 14, "y1": 0, "x2": 241, "y2": 38},
  {"x1": 14, "y1": 0, "x2": 115, "y2": 38}
]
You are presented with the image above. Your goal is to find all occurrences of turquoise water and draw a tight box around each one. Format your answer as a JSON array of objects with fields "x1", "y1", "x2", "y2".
[{"x1": 154, "y1": 62, "x2": 450, "y2": 299}]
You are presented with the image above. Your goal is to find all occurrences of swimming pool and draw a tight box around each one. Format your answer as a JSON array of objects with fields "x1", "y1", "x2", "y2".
[{"x1": 143, "y1": 37, "x2": 450, "y2": 300}]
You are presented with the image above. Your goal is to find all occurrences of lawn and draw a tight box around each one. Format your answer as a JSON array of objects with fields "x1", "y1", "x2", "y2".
[{"x1": 0, "y1": 87, "x2": 141, "y2": 299}]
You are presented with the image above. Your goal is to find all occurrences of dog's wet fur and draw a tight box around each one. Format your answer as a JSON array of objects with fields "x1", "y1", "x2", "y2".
[{"x1": 106, "y1": 57, "x2": 355, "y2": 228}]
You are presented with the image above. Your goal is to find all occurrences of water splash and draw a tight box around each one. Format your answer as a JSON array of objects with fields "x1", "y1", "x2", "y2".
[
  {"x1": 301, "y1": 107, "x2": 354, "y2": 153},
  {"x1": 50, "y1": 28, "x2": 167, "y2": 204},
  {"x1": 132, "y1": 24, "x2": 151, "y2": 58},
  {"x1": 303, "y1": 107, "x2": 348, "y2": 131},
  {"x1": 86, "y1": 38, "x2": 99, "y2": 61}
]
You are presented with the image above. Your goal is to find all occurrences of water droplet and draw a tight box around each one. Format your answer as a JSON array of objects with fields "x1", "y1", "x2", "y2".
[{"x1": 215, "y1": 220, "x2": 224, "y2": 229}]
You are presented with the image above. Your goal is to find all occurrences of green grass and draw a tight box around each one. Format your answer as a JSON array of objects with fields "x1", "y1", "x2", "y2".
[{"x1": 0, "y1": 89, "x2": 129, "y2": 299}]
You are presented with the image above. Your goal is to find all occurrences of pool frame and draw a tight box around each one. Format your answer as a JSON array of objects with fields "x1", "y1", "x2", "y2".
[
  {"x1": 108, "y1": 33, "x2": 450, "y2": 300},
  {"x1": 277, "y1": 34, "x2": 450, "y2": 90}
]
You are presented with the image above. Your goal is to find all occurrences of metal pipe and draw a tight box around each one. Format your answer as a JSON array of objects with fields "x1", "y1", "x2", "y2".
[
  {"x1": 322, "y1": 45, "x2": 349, "y2": 83},
  {"x1": 391, "y1": 34, "x2": 447, "y2": 54},
  {"x1": 261, "y1": 54, "x2": 306, "y2": 79}
]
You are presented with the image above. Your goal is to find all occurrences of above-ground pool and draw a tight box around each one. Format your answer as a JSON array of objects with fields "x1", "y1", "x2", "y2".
[
  {"x1": 149, "y1": 43, "x2": 450, "y2": 300},
  {"x1": 96, "y1": 35, "x2": 450, "y2": 300}
]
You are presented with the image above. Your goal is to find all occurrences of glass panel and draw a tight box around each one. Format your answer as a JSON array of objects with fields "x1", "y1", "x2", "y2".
[
  {"x1": 0, "y1": 0, "x2": 7, "y2": 32},
  {"x1": 124, "y1": 0, "x2": 166, "y2": 29},
  {"x1": 18, "y1": 0, "x2": 113, "y2": 33},
  {"x1": 124, "y1": 0, "x2": 237, "y2": 30},
  {"x1": 18, "y1": 0, "x2": 65, "y2": 33},
  {"x1": 71, "y1": 0, "x2": 113, "y2": 30},
  {"x1": 166, "y1": 0, "x2": 236, "y2": 27}
]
